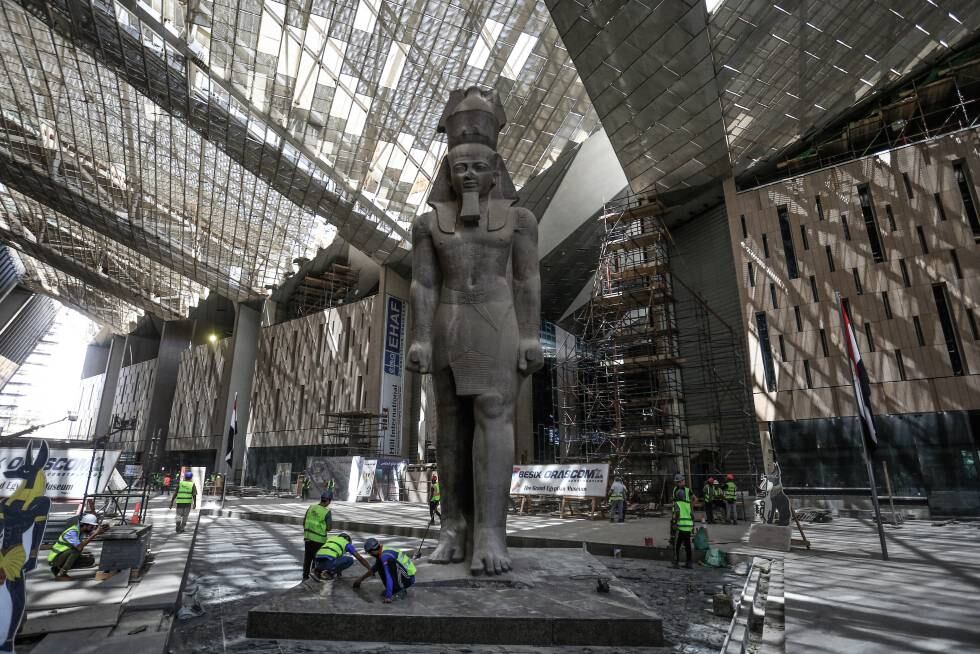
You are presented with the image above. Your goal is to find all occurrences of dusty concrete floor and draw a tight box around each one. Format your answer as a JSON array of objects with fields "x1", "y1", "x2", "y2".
[{"x1": 169, "y1": 516, "x2": 741, "y2": 653}]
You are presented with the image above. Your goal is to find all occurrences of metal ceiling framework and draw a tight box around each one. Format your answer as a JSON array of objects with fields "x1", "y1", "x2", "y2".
[
  {"x1": 547, "y1": 0, "x2": 980, "y2": 196},
  {"x1": 0, "y1": 0, "x2": 601, "y2": 331},
  {"x1": 2, "y1": 0, "x2": 979, "y2": 333}
]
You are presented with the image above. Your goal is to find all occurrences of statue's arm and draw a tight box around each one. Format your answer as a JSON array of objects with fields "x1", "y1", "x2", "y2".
[
  {"x1": 513, "y1": 208, "x2": 543, "y2": 373},
  {"x1": 408, "y1": 213, "x2": 440, "y2": 372}
]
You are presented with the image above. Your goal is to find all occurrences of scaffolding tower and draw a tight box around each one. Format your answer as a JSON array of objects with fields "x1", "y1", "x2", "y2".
[{"x1": 553, "y1": 195, "x2": 760, "y2": 501}]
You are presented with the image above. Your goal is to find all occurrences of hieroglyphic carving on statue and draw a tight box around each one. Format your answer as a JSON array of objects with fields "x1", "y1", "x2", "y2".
[{"x1": 408, "y1": 87, "x2": 542, "y2": 576}]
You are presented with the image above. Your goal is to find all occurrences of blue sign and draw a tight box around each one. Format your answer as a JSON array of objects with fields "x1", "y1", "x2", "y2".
[{"x1": 383, "y1": 296, "x2": 404, "y2": 376}]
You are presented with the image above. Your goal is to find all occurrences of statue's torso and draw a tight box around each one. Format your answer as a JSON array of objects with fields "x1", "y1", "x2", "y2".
[{"x1": 425, "y1": 200, "x2": 520, "y2": 395}]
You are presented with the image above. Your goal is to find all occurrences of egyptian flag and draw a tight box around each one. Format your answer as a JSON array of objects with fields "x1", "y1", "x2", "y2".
[
  {"x1": 225, "y1": 393, "x2": 238, "y2": 467},
  {"x1": 840, "y1": 304, "x2": 878, "y2": 452}
]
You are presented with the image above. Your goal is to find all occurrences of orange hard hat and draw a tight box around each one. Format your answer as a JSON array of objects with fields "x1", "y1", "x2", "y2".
[{"x1": 726, "y1": 473, "x2": 734, "y2": 481}]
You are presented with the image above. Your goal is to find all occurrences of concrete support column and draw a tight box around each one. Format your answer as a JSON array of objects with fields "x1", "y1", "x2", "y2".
[
  {"x1": 142, "y1": 320, "x2": 193, "y2": 457},
  {"x1": 94, "y1": 335, "x2": 126, "y2": 438},
  {"x1": 212, "y1": 301, "x2": 262, "y2": 480}
]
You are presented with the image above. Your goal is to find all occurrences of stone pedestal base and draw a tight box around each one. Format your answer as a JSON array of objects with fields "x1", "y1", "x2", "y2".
[
  {"x1": 247, "y1": 548, "x2": 662, "y2": 646},
  {"x1": 748, "y1": 523, "x2": 793, "y2": 552}
]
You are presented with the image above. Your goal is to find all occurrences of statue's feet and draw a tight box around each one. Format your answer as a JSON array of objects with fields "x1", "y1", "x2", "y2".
[
  {"x1": 470, "y1": 527, "x2": 511, "y2": 576},
  {"x1": 429, "y1": 519, "x2": 466, "y2": 564}
]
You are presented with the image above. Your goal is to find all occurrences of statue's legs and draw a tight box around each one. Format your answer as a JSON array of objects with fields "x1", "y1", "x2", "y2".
[
  {"x1": 428, "y1": 370, "x2": 473, "y2": 564},
  {"x1": 470, "y1": 390, "x2": 515, "y2": 575}
]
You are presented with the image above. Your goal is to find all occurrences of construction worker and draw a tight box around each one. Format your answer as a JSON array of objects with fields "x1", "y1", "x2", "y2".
[
  {"x1": 608, "y1": 475, "x2": 627, "y2": 523},
  {"x1": 169, "y1": 470, "x2": 197, "y2": 533},
  {"x1": 312, "y1": 532, "x2": 371, "y2": 580},
  {"x1": 48, "y1": 514, "x2": 108, "y2": 580},
  {"x1": 672, "y1": 484, "x2": 694, "y2": 569},
  {"x1": 300, "y1": 472, "x2": 312, "y2": 500},
  {"x1": 724, "y1": 473, "x2": 739, "y2": 524},
  {"x1": 428, "y1": 473, "x2": 441, "y2": 525},
  {"x1": 702, "y1": 477, "x2": 717, "y2": 524},
  {"x1": 302, "y1": 491, "x2": 333, "y2": 580},
  {"x1": 353, "y1": 538, "x2": 417, "y2": 603}
]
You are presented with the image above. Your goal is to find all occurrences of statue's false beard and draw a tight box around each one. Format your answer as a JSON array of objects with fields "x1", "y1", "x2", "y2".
[{"x1": 459, "y1": 190, "x2": 481, "y2": 224}]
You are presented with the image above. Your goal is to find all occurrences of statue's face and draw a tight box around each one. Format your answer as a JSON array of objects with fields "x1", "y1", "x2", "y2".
[{"x1": 448, "y1": 144, "x2": 496, "y2": 198}]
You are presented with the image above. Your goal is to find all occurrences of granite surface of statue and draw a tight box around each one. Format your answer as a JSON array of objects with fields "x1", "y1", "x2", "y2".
[{"x1": 407, "y1": 87, "x2": 542, "y2": 575}]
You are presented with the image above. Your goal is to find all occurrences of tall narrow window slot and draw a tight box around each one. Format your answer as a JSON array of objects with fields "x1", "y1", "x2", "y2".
[
  {"x1": 916, "y1": 225, "x2": 929, "y2": 254},
  {"x1": 882, "y1": 291, "x2": 893, "y2": 319},
  {"x1": 912, "y1": 316, "x2": 925, "y2": 346},
  {"x1": 934, "y1": 192, "x2": 947, "y2": 221},
  {"x1": 902, "y1": 172, "x2": 914, "y2": 199},
  {"x1": 755, "y1": 312, "x2": 777, "y2": 392},
  {"x1": 896, "y1": 350, "x2": 907, "y2": 381},
  {"x1": 769, "y1": 282, "x2": 779, "y2": 309},
  {"x1": 819, "y1": 328, "x2": 829, "y2": 357},
  {"x1": 762, "y1": 234, "x2": 770, "y2": 258},
  {"x1": 899, "y1": 258, "x2": 911, "y2": 287},
  {"x1": 803, "y1": 360, "x2": 813, "y2": 389},
  {"x1": 841, "y1": 214, "x2": 851, "y2": 240},
  {"x1": 853, "y1": 268, "x2": 863, "y2": 295},
  {"x1": 747, "y1": 262, "x2": 755, "y2": 287},
  {"x1": 740, "y1": 214, "x2": 748, "y2": 239},
  {"x1": 864, "y1": 323, "x2": 875, "y2": 352},
  {"x1": 794, "y1": 305, "x2": 802, "y2": 332},
  {"x1": 778, "y1": 334, "x2": 787, "y2": 361},
  {"x1": 777, "y1": 205, "x2": 799, "y2": 279},
  {"x1": 933, "y1": 283, "x2": 966, "y2": 375},
  {"x1": 885, "y1": 204, "x2": 897, "y2": 232},
  {"x1": 951, "y1": 249, "x2": 963, "y2": 279},
  {"x1": 953, "y1": 160, "x2": 980, "y2": 240},
  {"x1": 856, "y1": 184, "x2": 886, "y2": 263},
  {"x1": 815, "y1": 195, "x2": 825, "y2": 221},
  {"x1": 825, "y1": 245, "x2": 835, "y2": 272},
  {"x1": 809, "y1": 275, "x2": 819, "y2": 302},
  {"x1": 800, "y1": 225, "x2": 810, "y2": 250}
]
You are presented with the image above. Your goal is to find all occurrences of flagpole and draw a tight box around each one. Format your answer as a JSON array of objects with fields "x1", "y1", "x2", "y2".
[
  {"x1": 836, "y1": 291, "x2": 888, "y2": 560},
  {"x1": 220, "y1": 392, "x2": 238, "y2": 511}
]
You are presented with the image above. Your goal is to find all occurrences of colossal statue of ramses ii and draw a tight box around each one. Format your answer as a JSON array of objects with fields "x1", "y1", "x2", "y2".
[{"x1": 407, "y1": 87, "x2": 543, "y2": 576}]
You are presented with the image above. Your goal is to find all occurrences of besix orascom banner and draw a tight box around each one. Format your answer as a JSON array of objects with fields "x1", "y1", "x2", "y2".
[
  {"x1": 0, "y1": 447, "x2": 121, "y2": 499},
  {"x1": 510, "y1": 463, "x2": 610, "y2": 498}
]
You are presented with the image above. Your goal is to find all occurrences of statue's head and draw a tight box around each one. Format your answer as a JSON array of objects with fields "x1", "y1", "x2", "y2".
[
  {"x1": 448, "y1": 143, "x2": 497, "y2": 199},
  {"x1": 426, "y1": 86, "x2": 518, "y2": 229}
]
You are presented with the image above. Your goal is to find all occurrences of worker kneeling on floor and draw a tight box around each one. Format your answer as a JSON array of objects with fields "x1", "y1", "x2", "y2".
[
  {"x1": 48, "y1": 513, "x2": 108, "y2": 580},
  {"x1": 353, "y1": 538, "x2": 416, "y2": 603},
  {"x1": 313, "y1": 532, "x2": 370, "y2": 581}
]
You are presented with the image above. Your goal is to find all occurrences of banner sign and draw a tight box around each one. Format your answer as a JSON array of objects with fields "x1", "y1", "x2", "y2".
[
  {"x1": 0, "y1": 447, "x2": 121, "y2": 499},
  {"x1": 356, "y1": 459, "x2": 377, "y2": 498},
  {"x1": 379, "y1": 294, "x2": 406, "y2": 457},
  {"x1": 510, "y1": 463, "x2": 609, "y2": 498}
]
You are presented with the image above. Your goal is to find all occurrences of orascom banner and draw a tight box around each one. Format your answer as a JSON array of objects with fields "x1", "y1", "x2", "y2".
[
  {"x1": 510, "y1": 463, "x2": 609, "y2": 498},
  {"x1": 0, "y1": 447, "x2": 121, "y2": 499}
]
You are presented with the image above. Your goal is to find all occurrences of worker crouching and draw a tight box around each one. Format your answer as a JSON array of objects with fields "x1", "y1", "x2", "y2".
[
  {"x1": 353, "y1": 538, "x2": 417, "y2": 603},
  {"x1": 312, "y1": 532, "x2": 370, "y2": 581},
  {"x1": 48, "y1": 513, "x2": 108, "y2": 580}
]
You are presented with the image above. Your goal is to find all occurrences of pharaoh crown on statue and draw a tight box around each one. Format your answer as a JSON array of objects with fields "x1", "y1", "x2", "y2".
[{"x1": 437, "y1": 86, "x2": 507, "y2": 150}]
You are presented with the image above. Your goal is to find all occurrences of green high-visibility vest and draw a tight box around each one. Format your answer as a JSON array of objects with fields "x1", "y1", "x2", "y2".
[
  {"x1": 431, "y1": 482, "x2": 441, "y2": 502},
  {"x1": 47, "y1": 525, "x2": 79, "y2": 563},
  {"x1": 316, "y1": 534, "x2": 350, "y2": 559},
  {"x1": 675, "y1": 500, "x2": 693, "y2": 532},
  {"x1": 383, "y1": 547, "x2": 417, "y2": 577},
  {"x1": 303, "y1": 504, "x2": 330, "y2": 543},
  {"x1": 724, "y1": 481, "x2": 737, "y2": 502},
  {"x1": 175, "y1": 480, "x2": 195, "y2": 505}
]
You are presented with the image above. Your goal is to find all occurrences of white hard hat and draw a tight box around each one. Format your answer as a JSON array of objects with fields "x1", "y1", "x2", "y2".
[{"x1": 80, "y1": 513, "x2": 99, "y2": 526}]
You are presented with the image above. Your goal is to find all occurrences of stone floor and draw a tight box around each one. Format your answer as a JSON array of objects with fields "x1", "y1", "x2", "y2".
[
  {"x1": 740, "y1": 518, "x2": 980, "y2": 654},
  {"x1": 170, "y1": 514, "x2": 739, "y2": 653}
]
